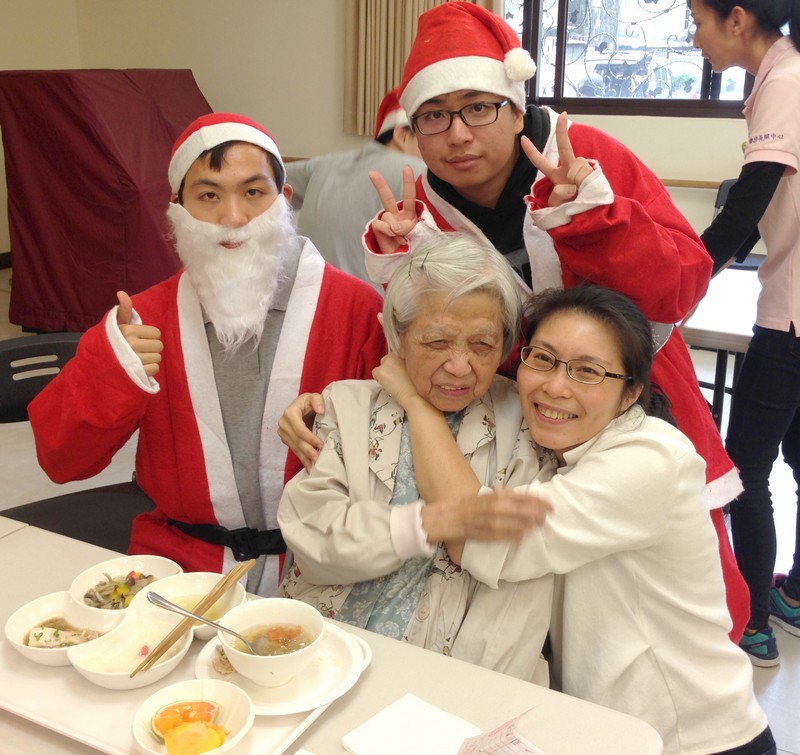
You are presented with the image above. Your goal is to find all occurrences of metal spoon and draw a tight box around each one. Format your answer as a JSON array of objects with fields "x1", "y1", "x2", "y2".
[{"x1": 146, "y1": 590, "x2": 260, "y2": 655}]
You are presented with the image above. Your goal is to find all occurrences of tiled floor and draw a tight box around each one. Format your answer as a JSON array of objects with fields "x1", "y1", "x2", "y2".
[{"x1": 1, "y1": 266, "x2": 798, "y2": 752}]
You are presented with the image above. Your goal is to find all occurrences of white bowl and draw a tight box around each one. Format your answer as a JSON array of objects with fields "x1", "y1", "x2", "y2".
[
  {"x1": 132, "y1": 678, "x2": 254, "y2": 755},
  {"x1": 218, "y1": 597, "x2": 325, "y2": 687},
  {"x1": 69, "y1": 555, "x2": 183, "y2": 613},
  {"x1": 4, "y1": 591, "x2": 125, "y2": 667},
  {"x1": 128, "y1": 571, "x2": 247, "y2": 641},
  {"x1": 67, "y1": 609, "x2": 192, "y2": 690}
]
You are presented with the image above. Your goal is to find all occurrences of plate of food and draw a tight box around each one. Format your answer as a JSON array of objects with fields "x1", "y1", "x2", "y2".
[
  {"x1": 194, "y1": 619, "x2": 371, "y2": 716},
  {"x1": 4, "y1": 590, "x2": 125, "y2": 667}
]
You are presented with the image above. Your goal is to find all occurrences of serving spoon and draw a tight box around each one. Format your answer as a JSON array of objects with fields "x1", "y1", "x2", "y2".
[{"x1": 146, "y1": 590, "x2": 260, "y2": 655}]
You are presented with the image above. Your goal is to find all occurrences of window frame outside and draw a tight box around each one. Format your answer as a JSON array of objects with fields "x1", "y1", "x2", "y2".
[{"x1": 519, "y1": 0, "x2": 753, "y2": 118}]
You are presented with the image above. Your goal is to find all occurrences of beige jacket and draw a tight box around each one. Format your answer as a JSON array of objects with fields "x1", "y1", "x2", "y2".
[{"x1": 278, "y1": 376, "x2": 552, "y2": 683}]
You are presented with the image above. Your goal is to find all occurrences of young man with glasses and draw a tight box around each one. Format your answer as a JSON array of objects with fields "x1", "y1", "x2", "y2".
[{"x1": 358, "y1": 2, "x2": 749, "y2": 642}]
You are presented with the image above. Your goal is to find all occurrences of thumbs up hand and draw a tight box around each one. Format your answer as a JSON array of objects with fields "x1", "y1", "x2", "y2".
[{"x1": 116, "y1": 291, "x2": 163, "y2": 377}]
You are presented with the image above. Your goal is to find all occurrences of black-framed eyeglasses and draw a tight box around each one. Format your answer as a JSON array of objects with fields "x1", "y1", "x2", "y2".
[
  {"x1": 520, "y1": 346, "x2": 633, "y2": 385},
  {"x1": 411, "y1": 100, "x2": 509, "y2": 136}
]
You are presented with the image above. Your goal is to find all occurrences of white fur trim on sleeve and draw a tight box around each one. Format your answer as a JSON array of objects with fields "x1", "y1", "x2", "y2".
[
  {"x1": 362, "y1": 201, "x2": 442, "y2": 286},
  {"x1": 527, "y1": 162, "x2": 614, "y2": 231},
  {"x1": 105, "y1": 307, "x2": 160, "y2": 394}
]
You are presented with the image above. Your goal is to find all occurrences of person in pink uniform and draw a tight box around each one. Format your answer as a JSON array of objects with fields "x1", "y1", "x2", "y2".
[
  {"x1": 691, "y1": 0, "x2": 800, "y2": 666},
  {"x1": 356, "y1": 3, "x2": 748, "y2": 639},
  {"x1": 28, "y1": 113, "x2": 386, "y2": 596}
]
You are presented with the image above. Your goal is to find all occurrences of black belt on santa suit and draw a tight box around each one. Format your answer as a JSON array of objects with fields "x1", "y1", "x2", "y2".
[{"x1": 167, "y1": 519, "x2": 286, "y2": 561}]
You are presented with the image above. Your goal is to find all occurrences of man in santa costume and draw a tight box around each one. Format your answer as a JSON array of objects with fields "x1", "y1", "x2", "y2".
[
  {"x1": 29, "y1": 112, "x2": 386, "y2": 596},
  {"x1": 287, "y1": 2, "x2": 748, "y2": 641}
]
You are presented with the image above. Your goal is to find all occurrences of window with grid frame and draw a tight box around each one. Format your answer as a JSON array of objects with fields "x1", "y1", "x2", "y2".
[{"x1": 504, "y1": 0, "x2": 753, "y2": 117}]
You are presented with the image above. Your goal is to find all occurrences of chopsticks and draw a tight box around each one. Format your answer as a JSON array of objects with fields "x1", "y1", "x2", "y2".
[{"x1": 130, "y1": 558, "x2": 256, "y2": 678}]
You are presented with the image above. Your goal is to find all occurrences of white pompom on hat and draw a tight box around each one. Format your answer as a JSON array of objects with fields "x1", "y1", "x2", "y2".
[
  {"x1": 399, "y1": 2, "x2": 536, "y2": 120},
  {"x1": 374, "y1": 86, "x2": 411, "y2": 140},
  {"x1": 168, "y1": 112, "x2": 285, "y2": 193}
]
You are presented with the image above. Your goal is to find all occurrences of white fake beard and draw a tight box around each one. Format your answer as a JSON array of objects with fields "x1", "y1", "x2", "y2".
[{"x1": 167, "y1": 197, "x2": 296, "y2": 353}]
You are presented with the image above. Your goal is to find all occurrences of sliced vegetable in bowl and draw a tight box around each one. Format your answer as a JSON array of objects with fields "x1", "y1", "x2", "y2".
[
  {"x1": 69, "y1": 555, "x2": 183, "y2": 613},
  {"x1": 84, "y1": 570, "x2": 157, "y2": 610}
]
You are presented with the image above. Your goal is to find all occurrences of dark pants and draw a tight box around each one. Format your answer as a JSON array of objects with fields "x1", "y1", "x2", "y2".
[
  {"x1": 727, "y1": 325, "x2": 800, "y2": 629},
  {"x1": 712, "y1": 726, "x2": 776, "y2": 755}
]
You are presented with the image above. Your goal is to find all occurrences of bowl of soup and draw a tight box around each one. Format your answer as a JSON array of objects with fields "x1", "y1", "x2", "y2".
[
  {"x1": 4, "y1": 591, "x2": 125, "y2": 667},
  {"x1": 217, "y1": 597, "x2": 324, "y2": 687},
  {"x1": 69, "y1": 555, "x2": 183, "y2": 614},
  {"x1": 129, "y1": 571, "x2": 247, "y2": 641}
]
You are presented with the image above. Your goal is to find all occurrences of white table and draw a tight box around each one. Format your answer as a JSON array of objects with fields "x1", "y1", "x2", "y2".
[
  {"x1": 0, "y1": 527, "x2": 663, "y2": 754},
  {"x1": 0, "y1": 515, "x2": 27, "y2": 539},
  {"x1": 679, "y1": 267, "x2": 760, "y2": 428}
]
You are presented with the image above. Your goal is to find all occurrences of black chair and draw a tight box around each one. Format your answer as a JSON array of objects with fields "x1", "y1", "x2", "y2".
[
  {"x1": 0, "y1": 332, "x2": 82, "y2": 422},
  {"x1": 712, "y1": 178, "x2": 737, "y2": 219},
  {"x1": 0, "y1": 331, "x2": 153, "y2": 552},
  {"x1": 712, "y1": 178, "x2": 762, "y2": 271},
  {"x1": 3, "y1": 480, "x2": 155, "y2": 553}
]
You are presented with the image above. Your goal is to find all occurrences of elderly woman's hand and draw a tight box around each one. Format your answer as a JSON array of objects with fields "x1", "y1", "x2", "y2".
[
  {"x1": 422, "y1": 487, "x2": 552, "y2": 563},
  {"x1": 372, "y1": 353, "x2": 421, "y2": 410},
  {"x1": 277, "y1": 393, "x2": 325, "y2": 472}
]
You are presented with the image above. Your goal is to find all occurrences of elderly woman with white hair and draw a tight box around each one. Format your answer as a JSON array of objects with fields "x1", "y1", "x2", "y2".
[{"x1": 277, "y1": 233, "x2": 552, "y2": 678}]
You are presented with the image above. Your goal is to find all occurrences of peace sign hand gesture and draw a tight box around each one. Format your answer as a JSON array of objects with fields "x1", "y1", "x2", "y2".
[
  {"x1": 521, "y1": 111, "x2": 594, "y2": 208},
  {"x1": 368, "y1": 165, "x2": 420, "y2": 254}
]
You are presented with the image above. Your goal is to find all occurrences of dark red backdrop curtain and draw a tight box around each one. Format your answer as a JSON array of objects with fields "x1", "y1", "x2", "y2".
[{"x1": 0, "y1": 69, "x2": 213, "y2": 331}]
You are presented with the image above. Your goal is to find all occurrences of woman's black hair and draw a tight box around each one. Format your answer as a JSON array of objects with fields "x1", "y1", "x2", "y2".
[
  {"x1": 522, "y1": 285, "x2": 675, "y2": 423},
  {"x1": 689, "y1": 0, "x2": 800, "y2": 50},
  {"x1": 176, "y1": 141, "x2": 285, "y2": 203}
]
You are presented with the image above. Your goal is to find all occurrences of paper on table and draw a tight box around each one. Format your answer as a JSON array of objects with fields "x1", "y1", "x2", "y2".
[
  {"x1": 457, "y1": 709, "x2": 546, "y2": 755},
  {"x1": 341, "y1": 692, "x2": 481, "y2": 755}
]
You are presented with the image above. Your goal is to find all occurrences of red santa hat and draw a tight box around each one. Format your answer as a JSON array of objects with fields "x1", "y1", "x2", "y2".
[
  {"x1": 373, "y1": 87, "x2": 410, "y2": 140},
  {"x1": 399, "y1": 2, "x2": 536, "y2": 119},
  {"x1": 168, "y1": 112, "x2": 285, "y2": 193}
]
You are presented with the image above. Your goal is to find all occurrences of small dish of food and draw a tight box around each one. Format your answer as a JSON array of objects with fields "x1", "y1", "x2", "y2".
[
  {"x1": 4, "y1": 590, "x2": 125, "y2": 667},
  {"x1": 69, "y1": 555, "x2": 183, "y2": 613},
  {"x1": 131, "y1": 678, "x2": 254, "y2": 755},
  {"x1": 128, "y1": 571, "x2": 247, "y2": 641},
  {"x1": 67, "y1": 608, "x2": 193, "y2": 689},
  {"x1": 217, "y1": 597, "x2": 325, "y2": 688}
]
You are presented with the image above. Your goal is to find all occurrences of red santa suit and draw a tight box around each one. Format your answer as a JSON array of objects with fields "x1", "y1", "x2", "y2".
[
  {"x1": 29, "y1": 239, "x2": 386, "y2": 596},
  {"x1": 364, "y1": 107, "x2": 749, "y2": 640}
]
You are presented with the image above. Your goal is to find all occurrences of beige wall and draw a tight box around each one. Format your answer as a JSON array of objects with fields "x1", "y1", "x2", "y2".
[
  {"x1": 0, "y1": 0, "x2": 82, "y2": 252},
  {"x1": 0, "y1": 0, "x2": 748, "y2": 254}
]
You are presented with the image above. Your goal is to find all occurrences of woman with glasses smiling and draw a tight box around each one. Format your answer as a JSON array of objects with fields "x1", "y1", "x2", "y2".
[{"x1": 376, "y1": 284, "x2": 773, "y2": 754}]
